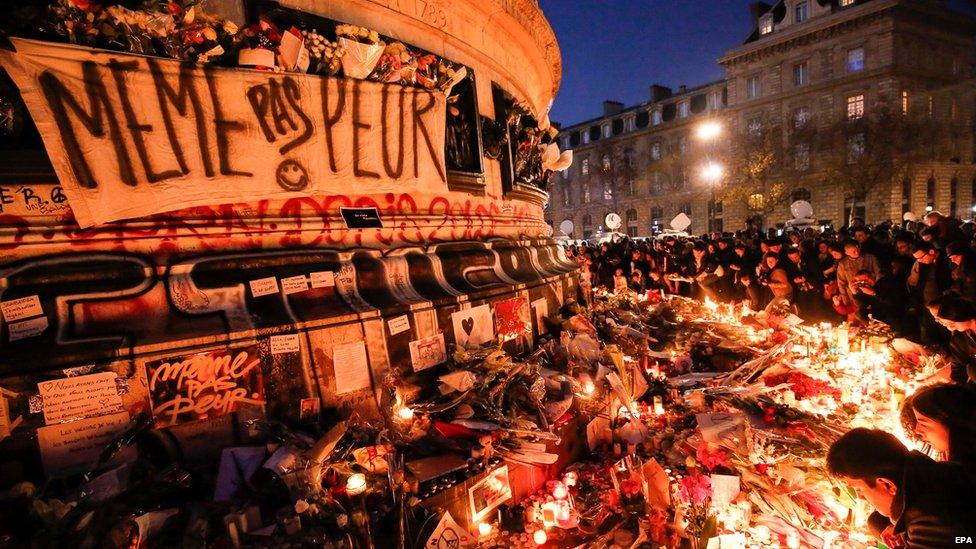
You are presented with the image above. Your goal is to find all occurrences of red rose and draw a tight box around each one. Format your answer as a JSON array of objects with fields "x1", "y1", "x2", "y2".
[
  {"x1": 167, "y1": 1, "x2": 181, "y2": 15},
  {"x1": 71, "y1": 0, "x2": 91, "y2": 10}
]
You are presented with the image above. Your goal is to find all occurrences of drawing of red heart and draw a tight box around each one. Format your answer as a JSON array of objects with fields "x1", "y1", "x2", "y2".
[{"x1": 461, "y1": 317, "x2": 475, "y2": 336}]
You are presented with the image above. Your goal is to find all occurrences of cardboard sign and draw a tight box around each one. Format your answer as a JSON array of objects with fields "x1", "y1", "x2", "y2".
[
  {"x1": 38, "y1": 371, "x2": 123, "y2": 425},
  {"x1": 145, "y1": 346, "x2": 266, "y2": 427},
  {"x1": 409, "y1": 333, "x2": 447, "y2": 372},
  {"x1": 37, "y1": 412, "x2": 130, "y2": 477},
  {"x1": 451, "y1": 304, "x2": 493, "y2": 349},
  {"x1": 426, "y1": 511, "x2": 472, "y2": 549},
  {"x1": 468, "y1": 465, "x2": 512, "y2": 521},
  {"x1": 0, "y1": 38, "x2": 447, "y2": 228},
  {"x1": 340, "y1": 207, "x2": 383, "y2": 229},
  {"x1": 0, "y1": 295, "x2": 44, "y2": 322}
]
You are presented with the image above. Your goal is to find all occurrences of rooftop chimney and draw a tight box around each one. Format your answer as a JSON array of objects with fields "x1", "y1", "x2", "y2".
[
  {"x1": 603, "y1": 100, "x2": 625, "y2": 116},
  {"x1": 649, "y1": 84, "x2": 672, "y2": 102},
  {"x1": 678, "y1": 84, "x2": 688, "y2": 94}
]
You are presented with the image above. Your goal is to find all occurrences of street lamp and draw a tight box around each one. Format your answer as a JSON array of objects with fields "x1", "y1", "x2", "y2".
[
  {"x1": 695, "y1": 120, "x2": 723, "y2": 142},
  {"x1": 700, "y1": 162, "x2": 724, "y2": 232}
]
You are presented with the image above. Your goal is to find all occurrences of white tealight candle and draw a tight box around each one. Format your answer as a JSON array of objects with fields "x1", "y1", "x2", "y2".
[{"x1": 346, "y1": 473, "x2": 367, "y2": 495}]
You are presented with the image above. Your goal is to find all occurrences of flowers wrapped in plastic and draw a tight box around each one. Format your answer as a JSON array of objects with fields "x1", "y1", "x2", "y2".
[{"x1": 336, "y1": 24, "x2": 384, "y2": 79}]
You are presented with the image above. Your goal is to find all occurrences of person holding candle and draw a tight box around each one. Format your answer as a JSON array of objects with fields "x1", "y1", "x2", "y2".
[
  {"x1": 826, "y1": 428, "x2": 976, "y2": 548},
  {"x1": 901, "y1": 383, "x2": 976, "y2": 468}
]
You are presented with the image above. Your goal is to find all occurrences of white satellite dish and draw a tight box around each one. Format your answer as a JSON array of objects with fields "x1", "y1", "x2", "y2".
[
  {"x1": 605, "y1": 213, "x2": 622, "y2": 230},
  {"x1": 559, "y1": 219, "x2": 575, "y2": 236},
  {"x1": 790, "y1": 200, "x2": 814, "y2": 220},
  {"x1": 670, "y1": 212, "x2": 691, "y2": 232}
]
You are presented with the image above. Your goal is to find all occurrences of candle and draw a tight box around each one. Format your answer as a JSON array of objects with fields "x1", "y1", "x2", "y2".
[
  {"x1": 533, "y1": 529, "x2": 548, "y2": 545},
  {"x1": 541, "y1": 501, "x2": 556, "y2": 527},
  {"x1": 346, "y1": 474, "x2": 367, "y2": 496},
  {"x1": 563, "y1": 471, "x2": 577, "y2": 487},
  {"x1": 786, "y1": 529, "x2": 801, "y2": 549},
  {"x1": 396, "y1": 405, "x2": 414, "y2": 421},
  {"x1": 552, "y1": 482, "x2": 568, "y2": 500},
  {"x1": 653, "y1": 396, "x2": 665, "y2": 415},
  {"x1": 477, "y1": 522, "x2": 492, "y2": 537}
]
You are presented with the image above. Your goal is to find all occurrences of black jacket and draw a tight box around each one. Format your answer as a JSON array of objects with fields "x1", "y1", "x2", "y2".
[{"x1": 869, "y1": 452, "x2": 976, "y2": 548}]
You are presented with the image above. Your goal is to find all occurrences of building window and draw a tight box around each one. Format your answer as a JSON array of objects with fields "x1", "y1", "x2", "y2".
[
  {"x1": 792, "y1": 188, "x2": 812, "y2": 202},
  {"x1": 847, "y1": 133, "x2": 865, "y2": 164},
  {"x1": 927, "y1": 95, "x2": 934, "y2": 117},
  {"x1": 650, "y1": 173, "x2": 663, "y2": 195},
  {"x1": 795, "y1": 1, "x2": 808, "y2": 23},
  {"x1": 626, "y1": 209, "x2": 638, "y2": 222},
  {"x1": 651, "y1": 142, "x2": 662, "y2": 160},
  {"x1": 581, "y1": 158, "x2": 589, "y2": 176},
  {"x1": 583, "y1": 131, "x2": 590, "y2": 144},
  {"x1": 650, "y1": 206, "x2": 664, "y2": 220},
  {"x1": 582, "y1": 214, "x2": 592, "y2": 228},
  {"x1": 951, "y1": 177, "x2": 959, "y2": 217},
  {"x1": 793, "y1": 62, "x2": 808, "y2": 87},
  {"x1": 902, "y1": 90, "x2": 909, "y2": 115},
  {"x1": 746, "y1": 75, "x2": 761, "y2": 99},
  {"x1": 847, "y1": 94, "x2": 865, "y2": 120},
  {"x1": 844, "y1": 194, "x2": 866, "y2": 223},
  {"x1": 760, "y1": 15, "x2": 773, "y2": 35},
  {"x1": 563, "y1": 186, "x2": 571, "y2": 207},
  {"x1": 902, "y1": 177, "x2": 912, "y2": 215},
  {"x1": 793, "y1": 106, "x2": 811, "y2": 129},
  {"x1": 926, "y1": 176, "x2": 936, "y2": 209},
  {"x1": 603, "y1": 184, "x2": 613, "y2": 201},
  {"x1": 583, "y1": 184, "x2": 591, "y2": 203},
  {"x1": 624, "y1": 149, "x2": 635, "y2": 169},
  {"x1": 624, "y1": 117, "x2": 635, "y2": 132},
  {"x1": 747, "y1": 117, "x2": 763, "y2": 137},
  {"x1": 602, "y1": 124, "x2": 611, "y2": 138},
  {"x1": 794, "y1": 144, "x2": 810, "y2": 171},
  {"x1": 678, "y1": 102, "x2": 690, "y2": 118},
  {"x1": 847, "y1": 47, "x2": 864, "y2": 72},
  {"x1": 602, "y1": 154, "x2": 611, "y2": 170},
  {"x1": 570, "y1": 132, "x2": 581, "y2": 147},
  {"x1": 679, "y1": 203, "x2": 693, "y2": 216}
]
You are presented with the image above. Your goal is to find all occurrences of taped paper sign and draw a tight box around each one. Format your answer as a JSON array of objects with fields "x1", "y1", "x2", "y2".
[
  {"x1": 280, "y1": 275, "x2": 309, "y2": 295},
  {"x1": 387, "y1": 315, "x2": 410, "y2": 336},
  {"x1": 145, "y1": 346, "x2": 266, "y2": 427},
  {"x1": 0, "y1": 387, "x2": 23, "y2": 441},
  {"x1": 409, "y1": 333, "x2": 447, "y2": 371},
  {"x1": 0, "y1": 38, "x2": 447, "y2": 227},
  {"x1": 38, "y1": 371, "x2": 123, "y2": 425},
  {"x1": 333, "y1": 341, "x2": 371, "y2": 394},
  {"x1": 249, "y1": 277, "x2": 279, "y2": 297},
  {"x1": 269, "y1": 334, "x2": 301, "y2": 355},
  {"x1": 0, "y1": 295, "x2": 44, "y2": 322},
  {"x1": 8, "y1": 316, "x2": 49, "y2": 341},
  {"x1": 37, "y1": 412, "x2": 130, "y2": 477},
  {"x1": 309, "y1": 271, "x2": 335, "y2": 288},
  {"x1": 451, "y1": 304, "x2": 493, "y2": 349}
]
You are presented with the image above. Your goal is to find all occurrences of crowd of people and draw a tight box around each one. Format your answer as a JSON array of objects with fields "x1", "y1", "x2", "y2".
[{"x1": 565, "y1": 210, "x2": 976, "y2": 547}]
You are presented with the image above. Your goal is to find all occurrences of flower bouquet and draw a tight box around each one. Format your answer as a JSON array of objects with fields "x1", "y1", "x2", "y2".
[
  {"x1": 45, "y1": 0, "x2": 103, "y2": 47},
  {"x1": 238, "y1": 16, "x2": 281, "y2": 70},
  {"x1": 677, "y1": 474, "x2": 716, "y2": 548},
  {"x1": 370, "y1": 42, "x2": 412, "y2": 83},
  {"x1": 336, "y1": 24, "x2": 384, "y2": 79},
  {"x1": 302, "y1": 29, "x2": 344, "y2": 76}
]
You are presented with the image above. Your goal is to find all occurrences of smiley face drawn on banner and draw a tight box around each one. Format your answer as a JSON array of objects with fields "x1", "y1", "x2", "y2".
[{"x1": 275, "y1": 159, "x2": 309, "y2": 191}]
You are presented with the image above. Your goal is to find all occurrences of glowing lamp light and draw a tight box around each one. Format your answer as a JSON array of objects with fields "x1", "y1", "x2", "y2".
[
  {"x1": 925, "y1": 205, "x2": 934, "y2": 212},
  {"x1": 700, "y1": 162, "x2": 725, "y2": 182},
  {"x1": 346, "y1": 473, "x2": 367, "y2": 496},
  {"x1": 696, "y1": 120, "x2": 723, "y2": 141},
  {"x1": 477, "y1": 522, "x2": 492, "y2": 537},
  {"x1": 533, "y1": 529, "x2": 548, "y2": 545}
]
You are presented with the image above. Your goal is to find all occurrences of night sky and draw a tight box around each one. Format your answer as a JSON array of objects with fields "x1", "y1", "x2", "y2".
[{"x1": 541, "y1": 0, "x2": 976, "y2": 126}]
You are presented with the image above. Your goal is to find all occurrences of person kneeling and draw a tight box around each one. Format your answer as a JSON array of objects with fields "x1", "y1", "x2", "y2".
[{"x1": 826, "y1": 428, "x2": 976, "y2": 548}]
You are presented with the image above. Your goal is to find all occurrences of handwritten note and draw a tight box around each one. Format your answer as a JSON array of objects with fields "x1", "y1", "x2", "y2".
[
  {"x1": 8, "y1": 316, "x2": 49, "y2": 341},
  {"x1": 710, "y1": 474, "x2": 741, "y2": 507},
  {"x1": 333, "y1": 341, "x2": 371, "y2": 394},
  {"x1": 387, "y1": 315, "x2": 410, "y2": 336},
  {"x1": 409, "y1": 333, "x2": 447, "y2": 372},
  {"x1": 451, "y1": 304, "x2": 493, "y2": 348},
  {"x1": 38, "y1": 372, "x2": 123, "y2": 425},
  {"x1": 270, "y1": 334, "x2": 301, "y2": 355},
  {"x1": 309, "y1": 271, "x2": 335, "y2": 288},
  {"x1": 280, "y1": 275, "x2": 309, "y2": 295},
  {"x1": 249, "y1": 277, "x2": 279, "y2": 297},
  {"x1": 37, "y1": 412, "x2": 130, "y2": 477},
  {"x1": 1, "y1": 295, "x2": 44, "y2": 322},
  {"x1": 531, "y1": 297, "x2": 548, "y2": 335}
]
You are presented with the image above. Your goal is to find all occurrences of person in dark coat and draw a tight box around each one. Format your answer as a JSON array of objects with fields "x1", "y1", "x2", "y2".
[{"x1": 827, "y1": 428, "x2": 976, "y2": 549}]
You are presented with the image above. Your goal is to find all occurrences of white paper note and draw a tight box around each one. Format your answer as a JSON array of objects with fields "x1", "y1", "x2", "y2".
[
  {"x1": 37, "y1": 412, "x2": 130, "y2": 477},
  {"x1": 1, "y1": 295, "x2": 44, "y2": 322},
  {"x1": 269, "y1": 334, "x2": 301, "y2": 355},
  {"x1": 310, "y1": 271, "x2": 335, "y2": 288},
  {"x1": 249, "y1": 277, "x2": 279, "y2": 297},
  {"x1": 387, "y1": 315, "x2": 410, "y2": 336},
  {"x1": 451, "y1": 304, "x2": 494, "y2": 348},
  {"x1": 531, "y1": 298, "x2": 548, "y2": 334},
  {"x1": 38, "y1": 372, "x2": 123, "y2": 425},
  {"x1": 8, "y1": 316, "x2": 49, "y2": 341},
  {"x1": 333, "y1": 341, "x2": 371, "y2": 394},
  {"x1": 280, "y1": 275, "x2": 309, "y2": 295}
]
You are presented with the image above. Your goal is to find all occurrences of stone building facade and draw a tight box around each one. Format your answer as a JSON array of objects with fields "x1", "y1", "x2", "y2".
[{"x1": 548, "y1": 0, "x2": 976, "y2": 237}]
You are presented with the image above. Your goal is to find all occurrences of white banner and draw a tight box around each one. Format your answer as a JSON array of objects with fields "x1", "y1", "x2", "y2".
[{"x1": 1, "y1": 38, "x2": 448, "y2": 228}]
